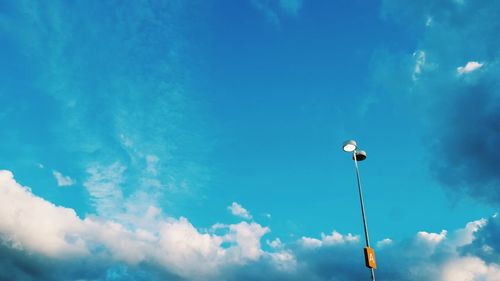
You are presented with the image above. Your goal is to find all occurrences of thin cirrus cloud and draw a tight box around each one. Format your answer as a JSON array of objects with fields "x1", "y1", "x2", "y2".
[
  {"x1": 1, "y1": 0, "x2": 210, "y2": 210},
  {"x1": 83, "y1": 162, "x2": 126, "y2": 219},
  {"x1": 1, "y1": 169, "x2": 500, "y2": 280},
  {"x1": 250, "y1": 0, "x2": 304, "y2": 25},
  {"x1": 279, "y1": 0, "x2": 304, "y2": 16}
]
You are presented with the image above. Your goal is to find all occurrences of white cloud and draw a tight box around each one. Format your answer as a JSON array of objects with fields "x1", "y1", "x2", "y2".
[
  {"x1": 457, "y1": 61, "x2": 483, "y2": 74},
  {"x1": 321, "y1": 230, "x2": 359, "y2": 245},
  {"x1": 228, "y1": 202, "x2": 252, "y2": 220},
  {"x1": 228, "y1": 221, "x2": 270, "y2": 261},
  {"x1": 441, "y1": 257, "x2": 500, "y2": 281},
  {"x1": 300, "y1": 236, "x2": 323, "y2": 248},
  {"x1": 376, "y1": 238, "x2": 393, "y2": 248},
  {"x1": 452, "y1": 218, "x2": 487, "y2": 247},
  {"x1": 0, "y1": 170, "x2": 273, "y2": 279},
  {"x1": 52, "y1": 170, "x2": 76, "y2": 186},
  {"x1": 3, "y1": 169, "x2": 500, "y2": 281},
  {"x1": 157, "y1": 217, "x2": 226, "y2": 277},
  {"x1": 301, "y1": 230, "x2": 359, "y2": 248},
  {"x1": 0, "y1": 170, "x2": 86, "y2": 257},
  {"x1": 267, "y1": 238, "x2": 283, "y2": 249},
  {"x1": 417, "y1": 229, "x2": 447, "y2": 245},
  {"x1": 268, "y1": 250, "x2": 297, "y2": 271}
]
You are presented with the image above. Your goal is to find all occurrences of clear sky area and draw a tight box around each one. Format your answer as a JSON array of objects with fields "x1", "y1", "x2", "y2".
[{"x1": 1, "y1": 1, "x2": 499, "y2": 280}]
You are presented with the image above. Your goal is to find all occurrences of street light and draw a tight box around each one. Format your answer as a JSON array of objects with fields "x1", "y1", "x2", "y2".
[{"x1": 342, "y1": 139, "x2": 376, "y2": 281}]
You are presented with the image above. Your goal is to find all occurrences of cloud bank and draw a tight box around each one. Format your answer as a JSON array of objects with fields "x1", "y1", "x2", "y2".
[
  {"x1": 0, "y1": 170, "x2": 270, "y2": 280},
  {"x1": 1, "y1": 169, "x2": 499, "y2": 280}
]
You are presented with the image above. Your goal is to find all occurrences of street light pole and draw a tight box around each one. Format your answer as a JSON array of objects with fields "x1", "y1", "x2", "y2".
[
  {"x1": 353, "y1": 150, "x2": 375, "y2": 281},
  {"x1": 343, "y1": 140, "x2": 376, "y2": 281}
]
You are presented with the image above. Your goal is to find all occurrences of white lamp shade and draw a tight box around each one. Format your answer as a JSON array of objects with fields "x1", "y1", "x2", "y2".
[{"x1": 342, "y1": 140, "x2": 357, "y2": 152}]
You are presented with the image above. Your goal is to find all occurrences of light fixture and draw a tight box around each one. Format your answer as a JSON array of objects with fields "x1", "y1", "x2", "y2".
[
  {"x1": 353, "y1": 150, "x2": 367, "y2": 161},
  {"x1": 342, "y1": 140, "x2": 357, "y2": 152}
]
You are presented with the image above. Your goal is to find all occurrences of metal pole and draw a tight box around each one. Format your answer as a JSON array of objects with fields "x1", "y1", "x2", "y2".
[{"x1": 353, "y1": 151, "x2": 376, "y2": 281}]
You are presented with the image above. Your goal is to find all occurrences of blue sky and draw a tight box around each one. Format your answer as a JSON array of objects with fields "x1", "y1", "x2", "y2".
[{"x1": 1, "y1": 0, "x2": 500, "y2": 280}]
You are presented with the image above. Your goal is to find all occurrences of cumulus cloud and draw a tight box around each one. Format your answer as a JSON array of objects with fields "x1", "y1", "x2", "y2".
[
  {"x1": 417, "y1": 229, "x2": 447, "y2": 245},
  {"x1": 376, "y1": 238, "x2": 393, "y2": 248},
  {"x1": 0, "y1": 170, "x2": 86, "y2": 257},
  {"x1": 441, "y1": 257, "x2": 500, "y2": 281},
  {"x1": 2, "y1": 169, "x2": 500, "y2": 280},
  {"x1": 460, "y1": 216, "x2": 500, "y2": 264},
  {"x1": 52, "y1": 170, "x2": 76, "y2": 187},
  {"x1": 300, "y1": 236, "x2": 323, "y2": 248},
  {"x1": 301, "y1": 230, "x2": 359, "y2": 249},
  {"x1": 228, "y1": 202, "x2": 253, "y2": 220},
  {"x1": 228, "y1": 222, "x2": 270, "y2": 261},
  {"x1": 267, "y1": 238, "x2": 283, "y2": 249},
  {"x1": 0, "y1": 170, "x2": 272, "y2": 280},
  {"x1": 321, "y1": 231, "x2": 359, "y2": 245}
]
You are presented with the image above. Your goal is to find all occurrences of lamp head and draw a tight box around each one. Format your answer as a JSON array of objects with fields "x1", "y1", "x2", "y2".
[
  {"x1": 353, "y1": 150, "x2": 367, "y2": 161},
  {"x1": 342, "y1": 140, "x2": 357, "y2": 152}
]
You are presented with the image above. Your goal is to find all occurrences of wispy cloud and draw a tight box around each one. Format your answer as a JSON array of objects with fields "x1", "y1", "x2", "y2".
[
  {"x1": 279, "y1": 0, "x2": 304, "y2": 16},
  {"x1": 52, "y1": 170, "x2": 75, "y2": 187},
  {"x1": 251, "y1": 0, "x2": 280, "y2": 25},
  {"x1": 412, "y1": 50, "x2": 426, "y2": 81},
  {"x1": 250, "y1": 0, "x2": 304, "y2": 26},
  {"x1": 84, "y1": 162, "x2": 126, "y2": 219},
  {"x1": 3, "y1": 0, "x2": 209, "y2": 196}
]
